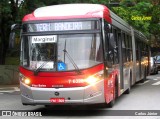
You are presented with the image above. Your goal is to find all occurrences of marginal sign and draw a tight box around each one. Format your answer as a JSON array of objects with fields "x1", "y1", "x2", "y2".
[{"x1": 31, "y1": 35, "x2": 57, "y2": 43}]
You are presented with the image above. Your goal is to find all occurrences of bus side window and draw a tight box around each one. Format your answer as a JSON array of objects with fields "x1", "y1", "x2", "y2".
[
  {"x1": 122, "y1": 33, "x2": 126, "y2": 63},
  {"x1": 104, "y1": 23, "x2": 117, "y2": 67},
  {"x1": 108, "y1": 33, "x2": 116, "y2": 63},
  {"x1": 22, "y1": 36, "x2": 29, "y2": 67},
  {"x1": 104, "y1": 24, "x2": 110, "y2": 67},
  {"x1": 136, "y1": 38, "x2": 140, "y2": 62},
  {"x1": 125, "y1": 34, "x2": 130, "y2": 62},
  {"x1": 129, "y1": 36, "x2": 133, "y2": 61},
  {"x1": 105, "y1": 32, "x2": 116, "y2": 66},
  {"x1": 113, "y1": 28, "x2": 119, "y2": 64}
]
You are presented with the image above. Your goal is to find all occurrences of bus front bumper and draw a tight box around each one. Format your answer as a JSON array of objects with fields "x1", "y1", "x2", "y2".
[{"x1": 20, "y1": 80, "x2": 105, "y2": 105}]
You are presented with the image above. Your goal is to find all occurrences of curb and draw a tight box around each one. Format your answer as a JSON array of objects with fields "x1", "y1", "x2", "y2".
[{"x1": 0, "y1": 85, "x2": 20, "y2": 91}]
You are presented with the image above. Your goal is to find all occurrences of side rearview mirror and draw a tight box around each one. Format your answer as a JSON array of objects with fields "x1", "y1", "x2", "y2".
[
  {"x1": 105, "y1": 24, "x2": 111, "y2": 32},
  {"x1": 9, "y1": 24, "x2": 21, "y2": 48}
]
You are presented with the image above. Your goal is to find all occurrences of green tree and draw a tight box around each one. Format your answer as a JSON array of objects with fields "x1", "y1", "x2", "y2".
[
  {"x1": 0, "y1": 0, "x2": 15, "y2": 64},
  {"x1": 112, "y1": 0, "x2": 160, "y2": 47},
  {"x1": 0, "y1": 0, "x2": 45, "y2": 65}
]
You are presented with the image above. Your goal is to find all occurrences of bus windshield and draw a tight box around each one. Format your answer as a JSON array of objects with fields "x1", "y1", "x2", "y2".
[{"x1": 21, "y1": 33, "x2": 103, "y2": 72}]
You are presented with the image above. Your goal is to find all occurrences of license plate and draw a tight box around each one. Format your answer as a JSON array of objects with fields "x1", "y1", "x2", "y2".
[{"x1": 50, "y1": 98, "x2": 65, "y2": 103}]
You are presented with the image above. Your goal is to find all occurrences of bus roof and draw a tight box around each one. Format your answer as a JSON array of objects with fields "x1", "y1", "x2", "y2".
[
  {"x1": 22, "y1": 4, "x2": 111, "y2": 23},
  {"x1": 22, "y1": 4, "x2": 147, "y2": 42}
]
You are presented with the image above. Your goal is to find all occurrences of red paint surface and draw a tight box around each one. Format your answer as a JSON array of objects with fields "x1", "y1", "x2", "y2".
[{"x1": 19, "y1": 64, "x2": 104, "y2": 88}]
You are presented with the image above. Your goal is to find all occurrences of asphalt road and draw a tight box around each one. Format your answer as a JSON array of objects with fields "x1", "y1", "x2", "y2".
[{"x1": 0, "y1": 73, "x2": 160, "y2": 119}]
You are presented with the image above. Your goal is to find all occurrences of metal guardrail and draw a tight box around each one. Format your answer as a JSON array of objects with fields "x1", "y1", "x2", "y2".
[{"x1": 0, "y1": 65, "x2": 19, "y2": 85}]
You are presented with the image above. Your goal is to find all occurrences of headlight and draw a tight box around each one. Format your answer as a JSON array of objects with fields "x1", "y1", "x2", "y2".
[
  {"x1": 85, "y1": 70, "x2": 104, "y2": 85},
  {"x1": 19, "y1": 73, "x2": 31, "y2": 86},
  {"x1": 86, "y1": 76, "x2": 99, "y2": 85},
  {"x1": 24, "y1": 78, "x2": 31, "y2": 85}
]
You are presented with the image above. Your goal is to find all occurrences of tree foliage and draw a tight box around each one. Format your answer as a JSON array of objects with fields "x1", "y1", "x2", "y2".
[
  {"x1": 112, "y1": 0, "x2": 160, "y2": 48},
  {"x1": 0, "y1": 0, "x2": 15, "y2": 64}
]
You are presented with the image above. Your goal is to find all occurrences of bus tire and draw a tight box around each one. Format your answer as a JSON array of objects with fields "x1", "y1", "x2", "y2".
[
  {"x1": 155, "y1": 68, "x2": 158, "y2": 74},
  {"x1": 107, "y1": 98, "x2": 115, "y2": 108},
  {"x1": 22, "y1": 103, "x2": 28, "y2": 106},
  {"x1": 107, "y1": 76, "x2": 118, "y2": 108},
  {"x1": 140, "y1": 67, "x2": 146, "y2": 83},
  {"x1": 107, "y1": 89, "x2": 115, "y2": 108}
]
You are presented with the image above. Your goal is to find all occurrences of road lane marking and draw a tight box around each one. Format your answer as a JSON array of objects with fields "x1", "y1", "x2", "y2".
[
  {"x1": 152, "y1": 81, "x2": 160, "y2": 85},
  {"x1": 137, "y1": 80, "x2": 150, "y2": 85},
  {"x1": 153, "y1": 79, "x2": 158, "y2": 80}
]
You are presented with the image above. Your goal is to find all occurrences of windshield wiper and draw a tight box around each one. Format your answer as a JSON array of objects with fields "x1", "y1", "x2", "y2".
[
  {"x1": 34, "y1": 61, "x2": 48, "y2": 76},
  {"x1": 34, "y1": 55, "x2": 55, "y2": 76},
  {"x1": 63, "y1": 49, "x2": 82, "y2": 74},
  {"x1": 34, "y1": 49, "x2": 82, "y2": 75}
]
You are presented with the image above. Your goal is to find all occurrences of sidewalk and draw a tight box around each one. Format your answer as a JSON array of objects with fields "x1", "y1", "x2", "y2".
[{"x1": 0, "y1": 85, "x2": 20, "y2": 91}]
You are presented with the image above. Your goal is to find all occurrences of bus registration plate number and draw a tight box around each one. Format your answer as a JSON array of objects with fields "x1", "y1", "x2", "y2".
[{"x1": 50, "y1": 98, "x2": 65, "y2": 103}]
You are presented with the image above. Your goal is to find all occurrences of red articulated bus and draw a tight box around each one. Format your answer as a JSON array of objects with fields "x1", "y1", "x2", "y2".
[{"x1": 10, "y1": 4, "x2": 150, "y2": 107}]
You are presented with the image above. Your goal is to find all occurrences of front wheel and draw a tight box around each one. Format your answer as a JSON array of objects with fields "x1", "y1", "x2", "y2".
[
  {"x1": 106, "y1": 78, "x2": 118, "y2": 108},
  {"x1": 103, "y1": 90, "x2": 115, "y2": 108},
  {"x1": 155, "y1": 68, "x2": 158, "y2": 74}
]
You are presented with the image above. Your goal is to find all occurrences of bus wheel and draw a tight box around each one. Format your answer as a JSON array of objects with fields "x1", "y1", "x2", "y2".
[
  {"x1": 103, "y1": 77, "x2": 118, "y2": 108},
  {"x1": 140, "y1": 68, "x2": 146, "y2": 83},
  {"x1": 124, "y1": 85, "x2": 130, "y2": 94},
  {"x1": 107, "y1": 98, "x2": 115, "y2": 108},
  {"x1": 107, "y1": 78, "x2": 118, "y2": 108},
  {"x1": 103, "y1": 87, "x2": 115, "y2": 108},
  {"x1": 107, "y1": 87, "x2": 116, "y2": 108}
]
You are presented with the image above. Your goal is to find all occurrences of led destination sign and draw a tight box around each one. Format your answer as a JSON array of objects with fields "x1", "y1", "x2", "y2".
[
  {"x1": 35, "y1": 22, "x2": 83, "y2": 31},
  {"x1": 27, "y1": 21, "x2": 98, "y2": 32},
  {"x1": 54, "y1": 22, "x2": 82, "y2": 31}
]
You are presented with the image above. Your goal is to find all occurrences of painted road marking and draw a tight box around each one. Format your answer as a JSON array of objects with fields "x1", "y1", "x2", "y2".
[
  {"x1": 137, "y1": 80, "x2": 150, "y2": 85},
  {"x1": 152, "y1": 81, "x2": 160, "y2": 85},
  {"x1": 153, "y1": 78, "x2": 158, "y2": 80},
  {"x1": 155, "y1": 76, "x2": 160, "y2": 79}
]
